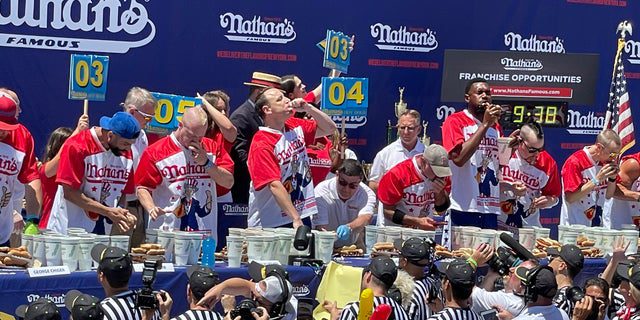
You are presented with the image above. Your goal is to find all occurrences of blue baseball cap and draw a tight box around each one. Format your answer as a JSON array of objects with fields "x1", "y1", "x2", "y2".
[{"x1": 99, "y1": 112, "x2": 141, "y2": 139}]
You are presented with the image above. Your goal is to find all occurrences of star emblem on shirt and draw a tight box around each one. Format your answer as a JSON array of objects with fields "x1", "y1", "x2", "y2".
[
  {"x1": 91, "y1": 186, "x2": 97, "y2": 192},
  {"x1": 176, "y1": 185, "x2": 182, "y2": 191}
]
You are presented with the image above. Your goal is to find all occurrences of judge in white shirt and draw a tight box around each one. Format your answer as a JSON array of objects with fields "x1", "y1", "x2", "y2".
[{"x1": 312, "y1": 159, "x2": 375, "y2": 249}]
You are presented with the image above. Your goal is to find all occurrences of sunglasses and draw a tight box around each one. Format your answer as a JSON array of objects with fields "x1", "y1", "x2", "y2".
[
  {"x1": 520, "y1": 139, "x2": 544, "y2": 153},
  {"x1": 135, "y1": 109, "x2": 154, "y2": 121},
  {"x1": 338, "y1": 178, "x2": 359, "y2": 189}
]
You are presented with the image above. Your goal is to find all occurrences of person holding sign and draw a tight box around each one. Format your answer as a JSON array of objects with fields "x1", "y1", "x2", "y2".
[
  {"x1": 247, "y1": 88, "x2": 336, "y2": 228},
  {"x1": 46, "y1": 112, "x2": 140, "y2": 235},
  {"x1": 0, "y1": 91, "x2": 41, "y2": 246},
  {"x1": 135, "y1": 107, "x2": 234, "y2": 236},
  {"x1": 441, "y1": 78, "x2": 503, "y2": 229}
]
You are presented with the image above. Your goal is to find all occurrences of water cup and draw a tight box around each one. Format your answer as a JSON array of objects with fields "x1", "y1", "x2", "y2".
[
  {"x1": 385, "y1": 227, "x2": 402, "y2": 243},
  {"x1": 518, "y1": 228, "x2": 536, "y2": 251},
  {"x1": 557, "y1": 225, "x2": 570, "y2": 242},
  {"x1": 110, "y1": 235, "x2": 130, "y2": 251},
  {"x1": 21, "y1": 233, "x2": 33, "y2": 253},
  {"x1": 365, "y1": 225, "x2": 378, "y2": 254},
  {"x1": 187, "y1": 233, "x2": 203, "y2": 265},
  {"x1": 533, "y1": 227, "x2": 551, "y2": 240},
  {"x1": 227, "y1": 235, "x2": 244, "y2": 267},
  {"x1": 262, "y1": 234, "x2": 277, "y2": 261},
  {"x1": 228, "y1": 228, "x2": 244, "y2": 237},
  {"x1": 157, "y1": 230, "x2": 175, "y2": 262},
  {"x1": 498, "y1": 137, "x2": 513, "y2": 166},
  {"x1": 44, "y1": 236, "x2": 62, "y2": 266},
  {"x1": 77, "y1": 236, "x2": 94, "y2": 271},
  {"x1": 472, "y1": 229, "x2": 496, "y2": 249},
  {"x1": 561, "y1": 230, "x2": 580, "y2": 246},
  {"x1": 376, "y1": 227, "x2": 387, "y2": 244},
  {"x1": 276, "y1": 233, "x2": 293, "y2": 265},
  {"x1": 173, "y1": 232, "x2": 192, "y2": 266},
  {"x1": 246, "y1": 235, "x2": 264, "y2": 262},
  {"x1": 60, "y1": 237, "x2": 80, "y2": 271},
  {"x1": 314, "y1": 231, "x2": 336, "y2": 264},
  {"x1": 32, "y1": 235, "x2": 46, "y2": 265},
  {"x1": 621, "y1": 229, "x2": 639, "y2": 255},
  {"x1": 145, "y1": 229, "x2": 158, "y2": 244}
]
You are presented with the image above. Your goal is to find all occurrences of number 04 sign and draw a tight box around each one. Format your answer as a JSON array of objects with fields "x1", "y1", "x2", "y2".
[
  {"x1": 321, "y1": 77, "x2": 368, "y2": 117},
  {"x1": 68, "y1": 54, "x2": 109, "y2": 101}
]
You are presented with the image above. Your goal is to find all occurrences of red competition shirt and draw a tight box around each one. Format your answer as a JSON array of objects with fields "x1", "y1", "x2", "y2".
[
  {"x1": 306, "y1": 137, "x2": 333, "y2": 185},
  {"x1": 37, "y1": 165, "x2": 59, "y2": 229},
  {"x1": 377, "y1": 155, "x2": 451, "y2": 226},
  {"x1": 604, "y1": 153, "x2": 640, "y2": 229},
  {"x1": 46, "y1": 128, "x2": 135, "y2": 234},
  {"x1": 560, "y1": 147, "x2": 606, "y2": 226},
  {"x1": 210, "y1": 129, "x2": 234, "y2": 199},
  {"x1": 0, "y1": 124, "x2": 39, "y2": 244},
  {"x1": 135, "y1": 133, "x2": 233, "y2": 231},
  {"x1": 441, "y1": 109, "x2": 502, "y2": 214}
]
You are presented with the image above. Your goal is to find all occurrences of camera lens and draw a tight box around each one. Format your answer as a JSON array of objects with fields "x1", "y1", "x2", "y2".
[{"x1": 566, "y1": 286, "x2": 585, "y2": 303}]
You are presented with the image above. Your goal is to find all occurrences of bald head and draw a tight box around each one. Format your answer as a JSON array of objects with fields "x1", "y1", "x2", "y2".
[
  {"x1": 597, "y1": 129, "x2": 621, "y2": 148},
  {"x1": 182, "y1": 107, "x2": 208, "y2": 130}
]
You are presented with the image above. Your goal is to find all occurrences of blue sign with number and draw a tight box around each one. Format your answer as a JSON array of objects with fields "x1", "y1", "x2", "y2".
[
  {"x1": 68, "y1": 54, "x2": 109, "y2": 101},
  {"x1": 146, "y1": 93, "x2": 201, "y2": 135},
  {"x1": 321, "y1": 77, "x2": 368, "y2": 117},
  {"x1": 323, "y1": 30, "x2": 350, "y2": 74}
]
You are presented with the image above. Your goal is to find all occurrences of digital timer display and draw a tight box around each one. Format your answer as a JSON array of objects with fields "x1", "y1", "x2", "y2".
[{"x1": 497, "y1": 101, "x2": 569, "y2": 129}]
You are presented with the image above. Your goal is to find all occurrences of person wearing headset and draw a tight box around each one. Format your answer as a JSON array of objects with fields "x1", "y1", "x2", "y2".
[
  {"x1": 197, "y1": 263, "x2": 297, "y2": 320},
  {"x1": 495, "y1": 265, "x2": 569, "y2": 320}
]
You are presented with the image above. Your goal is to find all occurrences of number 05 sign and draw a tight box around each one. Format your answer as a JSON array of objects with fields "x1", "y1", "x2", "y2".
[
  {"x1": 321, "y1": 77, "x2": 368, "y2": 117},
  {"x1": 68, "y1": 54, "x2": 109, "y2": 101}
]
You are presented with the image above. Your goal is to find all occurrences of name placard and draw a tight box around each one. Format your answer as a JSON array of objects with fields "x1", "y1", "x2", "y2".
[{"x1": 27, "y1": 266, "x2": 71, "y2": 278}]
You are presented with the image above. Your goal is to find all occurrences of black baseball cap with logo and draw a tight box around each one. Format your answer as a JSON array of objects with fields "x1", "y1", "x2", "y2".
[
  {"x1": 186, "y1": 265, "x2": 220, "y2": 300},
  {"x1": 247, "y1": 261, "x2": 289, "y2": 281},
  {"x1": 15, "y1": 298, "x2": 62, "y2": 320},
  {"x1": 363, "y1": 256, "x2": 398, "y2": 289},
  {"x1": 394, "y1": 237, "x2": 432, "y2": 266},
  {"x1": 436, "y1": 259, "x2": 476, "y2": 287},
  {"x1": 619, "y1": 264, "x2": 640, "y2": 289},
  {"x1": 65, "y1": 290, "x2": 104, "y2": 320},
  {"x1": 91, "y1": 244, "x2": 133, "y2": 280},
  {"x1": 515, "y1": 266, "x2": 558, "y2": 299},
  {"x1": 547, "y1": 244, "x2": 584, "y2": 273}
]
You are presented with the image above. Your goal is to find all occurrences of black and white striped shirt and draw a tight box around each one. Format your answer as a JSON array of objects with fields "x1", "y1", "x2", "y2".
[
  {"x1": 609, "y1": 288, "x2": 626, "y2": 320},
  {"x1": 101, "y1": 290, "x2": 161, "y2": 320},
  {"x1": 171, "y1": 310, "x2": 224, "y2": 320},
  {"x1": 338, "y1": 296, "x2": 410, "y2": 320},
  {"x1": 552, "y1": 287, "x2": 573, "y2": 317},
  {"x1": 428, "y1": 307, "x2": 482, "y2": 320},
  {"x1": 407, "y1": 277, "x2": 438, "y2": 320}
]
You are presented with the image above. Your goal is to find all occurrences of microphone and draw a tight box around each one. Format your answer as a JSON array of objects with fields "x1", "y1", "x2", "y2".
[{"x1": 499, "y1": 232, "x2": 535, "y2": 261}]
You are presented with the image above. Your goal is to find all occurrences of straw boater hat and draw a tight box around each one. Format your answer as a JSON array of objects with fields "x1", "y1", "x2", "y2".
[{"x1": 243, "y1": 72, "x2": 284, "y2": 91}]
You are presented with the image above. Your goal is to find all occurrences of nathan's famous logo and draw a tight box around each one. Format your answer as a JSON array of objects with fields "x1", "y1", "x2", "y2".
[
  {"x1": 330, "y1": 115, "x2": 367, "y2": 129},
  {"x1": 370, "y1": 23, "x2": 438, "y2": 53},
  {"x1": 504, "y1": 32, "x2": 565, "y2": 53},
  {"x1": 219, "y1": 12, "x2": 296, "y2": 44},
  {"x1": 27, "y1": 293, "x2": 65, "y2": 307},
  {"x1": 500, "y1": 58, "x2": 543, "y2": 71},
  {"x1": 566, "y1": 110, "x2": 605, "y2": 135},
  {"x1": 436, "y1": 105, "x2": 455, "y2": 121},
  {"x1": 0, "y1": 0, "x2": 155, "y2": 53},
  {"x1": 625, "y1": 40, "x2": 640, "y2": 65}
]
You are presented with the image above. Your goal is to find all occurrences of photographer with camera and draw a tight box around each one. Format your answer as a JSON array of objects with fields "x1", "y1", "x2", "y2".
[
  {"x1": 610, "y1": 264, "x2": 640, "y2": 320},
  {"x1": 198, "y1": 263, "x2": 296, "y2": 320},
  {"x1": 428, "y1": 259, "x2": 481, "y2": 320},
  {"x1": 170, "y1": 266, "x2": 228, "y2": 320},
  {"x1": 471, "y1": 243, "x2": 538, "y2": 318},
  {"x1": 547, "y1": 244, "x2": 585, "y2": 317},
  {"x1": 92, "y1": 244, "x2": 170, "y2": 320},
  {"x1": 568, "y1": 278, "x2": 610, "y2": 320}
]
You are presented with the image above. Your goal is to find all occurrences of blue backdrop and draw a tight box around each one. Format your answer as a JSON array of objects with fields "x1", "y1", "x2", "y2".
[{"x1": 1, "y1": 0, "x2": 639, "y2": 227}]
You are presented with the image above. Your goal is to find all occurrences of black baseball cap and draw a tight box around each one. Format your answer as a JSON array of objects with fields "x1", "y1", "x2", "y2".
[
  {"x1": 515, "y1": 266, "x2": 558, "y2": 299},
  {"x1": 621, "y1": 264, "x2": 640, "y2": 289},
  {"x1": 547, "y1": 244, "x2": 584, "y2": 272},
  {"x1": 65, "y1": 290, "x2": 104, "y2": 320},
  {"x1": 91, "y1": 244, "x2": 133, "y2": 279},
  {"x1": 364, "y1": 256, "x2": 398, "y2": 289},
  {"x1": 436, "y1": 259, "x2": 475, "y2": 287},
  {"x1": 394, "y1": 238, "x2": 432, "y2": 266},
  {"x1": 187, "y1": 265, "x2": 220, "y2": 300},
  {"x1": 15, "y1": 298, "x2": 62, "y2": 320},
  {"x1": 248, "y1": 261, "x2": 289, "y2": 281}
]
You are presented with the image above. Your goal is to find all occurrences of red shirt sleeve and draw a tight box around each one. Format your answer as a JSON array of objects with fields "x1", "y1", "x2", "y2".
[
  {"x1": 561, "y1": 157, "x2": 584, "y2": 193},
  {"x1": 286, "y1": 117, "x2": 317, "y2": 146},
  {"x1": 17, "y1": 130, "x2": 39, "y2": 183},
  {"x1": 441, "y1": 115, "x2": 465, "y2": 156},
  {"x1": 248, "y1": 139, "x2": 281, "y2": 191},
  {"x1": 56, "y1": 140, "x2": 86, "y2": 189},
  {"x1": 542, "y1": 157, "x2": 561, "y2": 197},
  {"x1": 213, "y1": 142, "x2": 234, "y2": 174},
  {"x1": 122, "y1": 167, "x2": 135, "y2": 194},
  {"x1": 377, "y1": 170, "x2": 405, "y2": 206},
  {"x1": 303, "y1": 91, "x2": 316, "y2": 104},
  {"x1": 135, "y1": 149, "x2": 163, "y2": 191}
]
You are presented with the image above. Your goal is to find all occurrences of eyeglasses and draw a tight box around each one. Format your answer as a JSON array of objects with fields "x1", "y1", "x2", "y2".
[
  {"x1": 398, "y1": 126, "x2": 418, "y2": 132},
  {"x1": 135, "y1": 109, "x2": 154, "y2": 121},
  {"x1": 338, "y1": 178, "x2": 359, "y2": 189},
  {"x1": 520, "y1": 139, "x2": 544, "y2": 153}
]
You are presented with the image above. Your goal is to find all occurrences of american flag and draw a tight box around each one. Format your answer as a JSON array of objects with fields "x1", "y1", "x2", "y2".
[{"x1": 604, "y1": 39, "x2": 635, "y2": 153}]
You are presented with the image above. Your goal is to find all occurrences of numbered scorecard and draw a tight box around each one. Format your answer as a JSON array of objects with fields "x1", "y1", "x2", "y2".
[
  {"x1": 146, "y1": 93, "x2": 201, "y2": 135},
  {"x1": 321, "y1": 77, "x2": 368, "y2": 117},
  {"x1": 68, "y1": 54, "x2": 109, "y2": 101},
  {"x1": 323, "y1": 30, "x2": 351, "y2": 74}
]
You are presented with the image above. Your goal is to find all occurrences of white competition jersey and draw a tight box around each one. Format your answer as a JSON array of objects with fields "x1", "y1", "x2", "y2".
[
  {"x1": 560, "y1": 147, "x2": 607, "y2": 226},
  {"x1": 603, "y1": 153, "x2": 640, "y2": 229}
]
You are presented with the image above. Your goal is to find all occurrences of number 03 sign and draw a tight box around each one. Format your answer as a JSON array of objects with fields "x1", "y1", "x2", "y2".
[
  {"x1": 68, "y1": 54, "x2": 109, "y2": 101},
  {"x1": 323, "y1": 30, "x2": 351, "y2": 74},
  {"x1": 321, "y1": 77, "x2": 368, "y2": 117}
]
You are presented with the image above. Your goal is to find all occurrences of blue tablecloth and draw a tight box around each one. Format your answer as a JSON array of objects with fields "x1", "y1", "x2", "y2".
[{"x1": 0, "y1": 262, "x2": 322, "y2": 319}]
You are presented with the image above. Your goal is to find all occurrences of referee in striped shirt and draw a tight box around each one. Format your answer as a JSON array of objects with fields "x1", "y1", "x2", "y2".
[
  {"x1": 171, "y1": 266, "x2": 226, "y2": 320},
  {"x1": 428, "y1": 259, "x2": 482, "y2": 320},
  {"x1": 329, "y1": 256, "x2": 409, "y2": 320},
  {"x1": 395, "y1": 237, "x2": 441, "y2": 320},
  {"x1": 92, "y1": 244, "x2": 167, "y2": 320}
]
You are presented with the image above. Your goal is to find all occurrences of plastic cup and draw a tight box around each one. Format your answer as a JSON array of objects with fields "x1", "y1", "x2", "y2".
[
  {"x1": 110, "y1": 235, "x2": 130, "y2": 251},
  {"x1": 621, "y1": 229, "x2": 639, "y2": 255},
  {"x1": 77, "y1": 236, "x2": 94, "y2": 271},
  {"x1": 226, "y1": 235, "x2": 244, "y2": 267},
  {"x1": 314, "y1": 231, "x2": 336, "y2": 264},
  {"x1": 60, "y1": 237, "x2": 80, "y2": 271},
  {"x1": 246, "y1": 235, "x2": 265, "y2": 262},
  {"x1": 534, "y1": 227, "x2": 551, "y2": 240},
  {"x1": 498, "y1": 137, "x2": 513, "y2": 166},
  {"x1": 622, "y1": 224, "x2": 638, "y2": 231},
  {"x1": 173, "y1": 232, "x2": 192, "y2": 266},
  {"x1": 32, "y1": 235, "x2": 46, "y2": 265},
  {"x1": 385, "y1": 227, "x2": 402, "y2": 243},
  {"x1": 92, "y1": 235, "x2": 111, "y2": 268},
  {"x1": 44, "y1": 236, "x2": 62, "y2": 266},
  {"x1": 262, "y1": 235, "x2": 277, "y2": 261},
  {"x1": 518, "y1": 228, "x2": 536, "y2": 251},
  {"x1": 561, "y1": 230, "x2": 579, "y2": 246},
  {"x1": 376, "y1": 227, "x2": 387, "y2": 244},
  {"x1": 473, "y1": 230, "x2": 496, "y2": 249},
  {"x1": 157, "y1": 230, "x2": 175, "y2": 263},
  {"x1": 67, "y1": 228, "x2": 87, "y2": 235},
  {"x1": 601, "y1": 230, "x2": 620, "y2": 255},
  {"x1": 452, "y1": 227, "x2": 464, "y2": 250},
  {"x1": 228, "y1": 228, "x2": 244, "y2": 237},
  {"x1": 187, "y1": 233, "x2": 203, "y2": 265},
  {"x1": 276, "y1": 233, "x2": 293, "y2": 265},
  {"x1": 365, "y1": 225, "x2": 378, "y2": 254},
  {"x1": 557, "y1": 225, "x2": 570, "y2": 242},
  {"x1": 145, "y1": 229, "x2": 158, "y2": 244},
  {"x1": 21, "y1": 233, "x2": 33, "y2": 253},
  {"x1": 590, "y1": 227, "x2": 606, "y2": 249}
]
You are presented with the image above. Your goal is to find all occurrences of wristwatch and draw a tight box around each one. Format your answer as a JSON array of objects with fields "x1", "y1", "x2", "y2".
[{"x1": 204, "y1": 158, "x2": 215, "y2": 170}]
